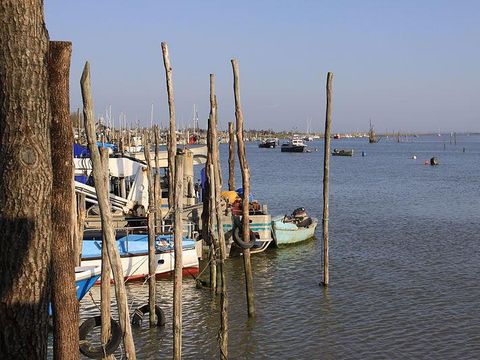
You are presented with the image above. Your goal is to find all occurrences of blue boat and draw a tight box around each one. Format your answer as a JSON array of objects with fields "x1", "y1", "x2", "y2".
[
  {"x1": 49, "y1": 266, "x2": 101, "y2": 315},
  {"x1": 272, "y1": 208, "x2": 318, "y2": 246}
]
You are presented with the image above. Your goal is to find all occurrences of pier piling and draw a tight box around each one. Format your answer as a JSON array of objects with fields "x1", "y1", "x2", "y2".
[
  {"x1": 322, "y1": 72, "x2": 333, "y2": 287},
  {"x1": 228, "y1": 121, "x2": 235, "y2": 191},
  {"x1": 81, "y1": 62, "x2": 136, "y2": 359},
  {"x1": 161, "y1": 42, "x2": 177, "y2": 209},
  {"x1": 231, "y1": 59, "x2": 256, "y2": 317},
  {"x1": 173, "y1": 154, "x2": 185, "y2": 360}
]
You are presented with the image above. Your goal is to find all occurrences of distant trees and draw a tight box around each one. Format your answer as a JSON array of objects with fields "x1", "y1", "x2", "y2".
[{"x1": 0, "y1": 1, "x2": 52, "y2": 358}]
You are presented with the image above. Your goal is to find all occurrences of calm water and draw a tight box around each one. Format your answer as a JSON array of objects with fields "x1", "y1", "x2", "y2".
[{"x1": 78, "y1": 135, "x2": 480, "y2": 359}]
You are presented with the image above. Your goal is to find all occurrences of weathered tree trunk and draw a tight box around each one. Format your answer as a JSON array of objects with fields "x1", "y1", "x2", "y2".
[
  {"x1": 0, "y1": 1, "x2": 52, "y2": 358},
  {"x1": 48, "y1": 40, "x2": 80, "y2": 360},
  {"x1": 173, "y1": 155, "x2": 184, "y2": 360},
  {"x1": 143, "y1": 134, "x2": 157, "y2": 326},
  {"x1": 228, "y1": 121, "x2": 235, "y2": 191},
  {"x1": 322, "y1": 72, "x2": 333, "y2": 287},
  {"x1": 231, "y1": 59, "x2": 255, "y2": 317},
  {"x1": 81, "y1": 62, "x2": 136, "y2": 359},
  {"x1": 161, "y1": 42, "x2": 177, "y2": 209}
]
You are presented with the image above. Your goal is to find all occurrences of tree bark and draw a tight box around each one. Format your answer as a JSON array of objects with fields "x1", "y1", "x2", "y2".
[
  {"x1": 48, "y1": 40, "x2": 80, "y2": 360},
  {"x1": 0, "y1": 1, "x2": 52, "y2": 358}
]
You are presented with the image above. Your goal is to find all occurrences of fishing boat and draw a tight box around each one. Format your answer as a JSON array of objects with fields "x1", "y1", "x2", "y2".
[
  {"x1": 258, "y1": 138, "x2": 277, "y2": 148},
  {"x1": 369, "y1": 120, "x2": 378, "y2": 143},
  {"x1": 272, "y1": 208, "x2": 317, "y2": 245},
  {"x1": 81, "y1": 231, "x2": 199, "y2": 282},
  {"x1": 281, "y1": 136, "x2": 307, "y2": 153},
  {"x1": 332, "y1": 148, "x2": 354, "y2": 156},
  {"x1": 49, "y1": 266, "x2": 101, "y2": 315},
  {"x1": 75, "y1": 266, "x2": 102, "y2": 300}
]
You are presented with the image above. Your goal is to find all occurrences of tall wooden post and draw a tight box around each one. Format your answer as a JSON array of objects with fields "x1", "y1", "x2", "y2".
[
  {"x1": 48, "y1": 40, "x2": 80, "y2": 360},
  {"x1": 231, "y1": 59, "x2": 255, "y2": 317},
  {"x1": 211, "y1": 101, "x2": 229, "y2": 357},
  {"x1": 154, "y1": 126, "x2": 163, "y2": 229},
  {"x1": 161, "y1": 42, "x2": 177, "y2": 209},
  {"x1": 143, "y1": 134, "x2": 157, "y2": 326},
  {"x1": 99, "y1": 148, "x2": 114, "y2": 360},
  {"x1": 228, "y1": 121, "x2": 235, "y2": 191},
  {"x1": 75, "y1": 193, "x2": 86, "y2": 266},
  {"x1": 322, "y1": 72, "x2": 333, "y2": 287},
  {"x1": 81, "y1": 62, "x2": 136, "y2": 359},
  {"x1": 173, "y1": 155, "x2": 184, "y2": 360}
]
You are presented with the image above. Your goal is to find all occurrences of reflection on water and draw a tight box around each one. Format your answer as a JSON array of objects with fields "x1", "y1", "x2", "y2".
[{"x1": 73, "y1": 135, "x2": 480, "y2": 359}]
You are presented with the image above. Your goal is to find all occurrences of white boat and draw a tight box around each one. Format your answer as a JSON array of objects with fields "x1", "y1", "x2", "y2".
[
  {"x1": 272, "y1": 208, "x2": 317, "y2": 245},
  {"x1": 81, "y1": 233, "x2": 199, "y2": 282},
  {"x1": 281, "y1": 135, "x2": 307, "y2": 153}
]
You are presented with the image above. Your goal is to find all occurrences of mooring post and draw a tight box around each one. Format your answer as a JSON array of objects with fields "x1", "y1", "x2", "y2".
[
  {"x1": 211, "y1": 102, "x2": 229, "y2": 357},
  {"x1": 100, "y1": 148, "x2": 114, "y2": 360},
  {"x1": 161, "y1": 42, "x2": 177, "y2": 209},
  {"x1": 143, "y1": 133, "x2": 157, "y2": 326},
  {"x1": 154, "y1": 125, "x2": 163, "y2": 228},
  {"x1": 231, "y1": 59, "x2": 255, "y2": 317},
  {"x1": 75, "y1": 193, "x2": 86, "y2": 266},
  {"x1": 81, "y1": 62, "x2": 136, "y2": 359},
  {"x1": 48, "y1": 40, "x2": 80, "y2": 360},
  {"x1": 173, "y1": 154, "x2": 184, "y2": 360},
  {"x1": 322, "y1": 72, "x2": 333, "y2": 287},
  {"x1": 228, "y1": 121, "x2": 235, "y2": 191}
]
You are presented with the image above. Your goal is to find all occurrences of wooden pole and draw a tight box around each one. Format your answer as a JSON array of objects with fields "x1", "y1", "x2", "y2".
[
  {"x1": 322, "y1": 72, "x2": 333, "y2": 287},
  {"x1": 161, "y1": 42, "x2": 177, "y2": 209},
  {"x1": 144, "y1": 132, "x2": 157, "y2": 319},
  {"x1": 143, "y1": 133, "x2": 157, "y2": 326},
  {"x1": 211, "y1": 116, "x2": 229, "y2": 357},
  {"x1": 228, "y1": 121, "x2": 235, "y2": 191},
  {"x1": 231, "y1": 59, "x2": 255, "y2": 317},
  {"x1": 207, "y1": 75, "x2": 218, "y2": 292},
  {"x1": 74, "y1": 193, "x2": 86, "y2": 266},
  {"x1": 48, "y1": 40, "x2": 80, "y2": 360},
  {"x1": 81, "y1": 62, "x2": 136, "y2": 359},
  {"x1": 154, "y1": 126, "x2": 163, "y2": 229},
  {"x1": 100, "y1": 148, "x2": 114, "y2": 360},
  {"x1": 173, "y1": 154, "x2": 184, "y2": 360}
]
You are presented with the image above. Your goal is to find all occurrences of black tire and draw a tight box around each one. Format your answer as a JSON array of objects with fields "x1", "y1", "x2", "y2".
[
  {"x1": 232, "y1": 225, "x2": 256, "y2": 249},
  {"x1": 79, "y1": 316, "x2": 122, "y2": 359},
  {"x1": 131, "y1": 304, "x2": 166, "y2": 327}
]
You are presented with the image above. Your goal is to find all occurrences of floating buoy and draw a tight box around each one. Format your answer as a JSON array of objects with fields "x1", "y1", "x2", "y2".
[
  {"x1": 362, "y1": 151, "x2": 366, "y2": 157},
  {"x1": 430, "y1": 157, "x2": 439, "y2": 165},
  {"x1": 412, "y1": 155, "x2": 417, "y2": 160}
]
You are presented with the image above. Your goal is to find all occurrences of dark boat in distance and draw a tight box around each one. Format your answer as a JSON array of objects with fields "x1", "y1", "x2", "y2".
[
  {"x1": 281, "y1": 136, "x2": 307, "y2": 153},
  {"x1": 259, "y1": 138, "x2": 277, "y2": 148},
  {"x1": 369, "y1": 120, "x2": 379, "y2": 143},
  {"x1": 332, "y1": 148, "x2": 353, "y2": 156}
]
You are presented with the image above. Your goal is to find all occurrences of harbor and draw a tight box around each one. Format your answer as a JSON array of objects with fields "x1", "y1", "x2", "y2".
[{"x1": 1, "y1": 2, "x2": 480, "y2": 360}]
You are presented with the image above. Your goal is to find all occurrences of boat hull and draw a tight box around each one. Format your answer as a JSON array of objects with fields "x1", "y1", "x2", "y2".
[
  {"x1": 81, "y1": 235, "x2": 199, "y2": 282},
  {"x1": 222, "y1": 213, "x2": 273, "y2": 254},
  {"x1": 281, "y1": 145, "x2": 306, "y2": 153},
  {"x1": 272, "y1": 217, "x2": 318, "y2": 245}
]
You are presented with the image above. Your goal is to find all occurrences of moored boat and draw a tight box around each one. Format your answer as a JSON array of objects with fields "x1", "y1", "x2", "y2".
[
  {"x1": 259, "y1": 138, "x2": 277, "y2": 148},
  {"x1": 81, "y1": 232, "x2": 199, "y2": 282},
  {"x1": 332, "y1": 148, "x2": 354, "y2": 156},
  {"x1": 272, "y1": 208, "x2": 317, "y2": 245},
  {"x1": 281, "y1": 136, "x2": 307, "y2": 153}
]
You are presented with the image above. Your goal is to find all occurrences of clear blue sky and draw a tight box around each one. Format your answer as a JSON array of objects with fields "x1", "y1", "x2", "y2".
[{"x1": 45, "y1": 0, "x2": 480, "y2": 133}]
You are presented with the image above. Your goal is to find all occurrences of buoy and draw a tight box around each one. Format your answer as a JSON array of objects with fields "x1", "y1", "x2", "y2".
[
  {"x1": 362, "y1": 151, "x2": 366, "y2": 157},
  {"x1": 412, "y1": 155, "x2": 417, "y2": 160},
  {"x1": 430, "y1": 157, "x2": 439, "y2": 165}
]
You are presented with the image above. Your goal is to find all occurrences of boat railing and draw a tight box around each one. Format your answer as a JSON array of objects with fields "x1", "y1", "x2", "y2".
[{"x1": 83, "y1": 221, "x2": 197, "y2": 253}]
